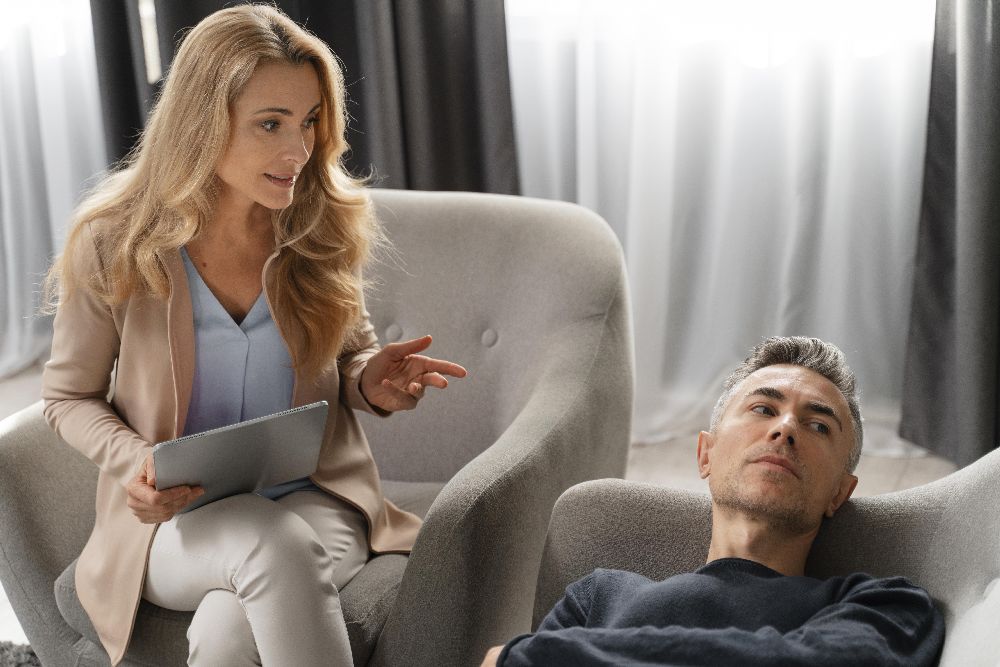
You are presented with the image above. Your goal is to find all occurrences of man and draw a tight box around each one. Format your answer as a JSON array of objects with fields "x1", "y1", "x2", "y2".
[{"x1": 483, "y1": 336, "x2": 944, "y2": 666}]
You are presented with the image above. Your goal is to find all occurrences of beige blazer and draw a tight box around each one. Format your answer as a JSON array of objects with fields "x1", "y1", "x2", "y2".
[{"x1": 41, "y1": 221, "x2": 422, "y2": 665}]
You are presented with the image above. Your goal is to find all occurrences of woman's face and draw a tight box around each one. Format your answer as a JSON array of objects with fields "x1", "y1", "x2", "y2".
[{"x1": 216, "y1": 61, "x2": 322, "y2": 213}]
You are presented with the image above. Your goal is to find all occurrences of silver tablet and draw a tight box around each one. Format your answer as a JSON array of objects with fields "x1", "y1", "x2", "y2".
[{"x1": 152, "y1": 401, "x2": 329, "y2": 513}]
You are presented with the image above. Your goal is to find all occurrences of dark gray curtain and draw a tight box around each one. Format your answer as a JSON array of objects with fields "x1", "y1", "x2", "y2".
[
  {"x1": 89, "y1": 0, "x2": 156, "y2": 164},
  {"x1": 899, "y1": 0, "x2": 1000, "y2": 467},
  {"x1": 90, "y1": 0, "x2": 519, "y2": 194}
]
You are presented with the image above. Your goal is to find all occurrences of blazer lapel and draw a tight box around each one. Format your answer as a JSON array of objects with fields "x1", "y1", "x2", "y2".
[{"x1": 162, "y1": 249, "x2": 195, "y2": 438}]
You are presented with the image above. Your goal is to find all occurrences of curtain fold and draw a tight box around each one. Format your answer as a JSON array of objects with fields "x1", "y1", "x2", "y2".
[
  {"x1": 899, "y1": 0, "x2": 1000, "y2": 467},
  {"x1": 0, "y1": 0, "x2": 107, "y2": 378},
  {"x1": 506, "y1": 0, "x2": 937, "y2": 450},
  {"x1": 89, "y1": 0, "x2": 153, "y2": 163},
  {"x1": 91, "y1": 0, "x2": 519, "y2": 194}
]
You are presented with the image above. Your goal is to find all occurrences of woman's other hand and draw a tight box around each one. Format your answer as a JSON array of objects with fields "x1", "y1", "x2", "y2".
[
  {"x1": 126, "y1": 453, "x2": 205, "y2": 524},
  {"x1": 360, "y1": 335, "x2": 468, "y2": 412}
]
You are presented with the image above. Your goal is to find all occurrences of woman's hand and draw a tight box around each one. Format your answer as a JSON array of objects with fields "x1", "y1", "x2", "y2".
[
  {"x1": 360, "y1": 335, "x2": 468, "y2": 412},
  {"x1": 126, "y1": 453, "x2": 204, "y2": 524}
]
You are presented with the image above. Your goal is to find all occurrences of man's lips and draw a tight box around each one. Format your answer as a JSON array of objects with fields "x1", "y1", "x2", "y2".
[{"x1": 751, "y1": 454, "x2": 800, "y2": 478}]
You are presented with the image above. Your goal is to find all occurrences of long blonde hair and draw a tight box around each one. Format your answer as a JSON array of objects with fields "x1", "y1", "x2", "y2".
[{"x1": 45, "y1": 4, "x2": 377, "y2": 378}]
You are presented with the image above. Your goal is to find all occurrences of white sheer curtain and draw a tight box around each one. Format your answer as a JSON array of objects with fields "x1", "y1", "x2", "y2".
[
  {"x1": 506, "y1": 0, "x2": 935, "y2": 452},
  {"x1": 0, "y1": 0, "x2": 107, "y2": 377}
]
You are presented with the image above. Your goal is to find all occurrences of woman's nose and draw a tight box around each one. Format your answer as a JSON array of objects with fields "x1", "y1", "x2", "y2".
[{"x1": 284, "y1": 131, "x2": 311, "y2": 165}]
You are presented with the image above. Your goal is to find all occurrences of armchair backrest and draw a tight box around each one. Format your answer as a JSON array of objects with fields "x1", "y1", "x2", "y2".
[
  {"x1": 360, "y1": 189, "x2": 629, "y2": 482},
  {"x1": 534, "y1": 449, "x2": 1000, "y2": 666}
]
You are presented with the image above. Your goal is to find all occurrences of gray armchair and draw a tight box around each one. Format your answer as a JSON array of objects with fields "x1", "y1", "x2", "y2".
[
  {"x1": 0, "y1": 189, "x2": 634, "y2": 666},
  {"x1": 533, "y1": 448, "x2": 1000, "y2": 667}
]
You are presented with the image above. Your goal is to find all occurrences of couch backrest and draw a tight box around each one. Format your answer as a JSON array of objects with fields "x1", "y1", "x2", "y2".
[{"x1": 359, "y1": 189, "x2": 627, "y2": 482}]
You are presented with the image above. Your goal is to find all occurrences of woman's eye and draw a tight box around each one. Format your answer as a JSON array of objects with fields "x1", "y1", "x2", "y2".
[
  {"x1": 261, "y1": 120, "x2": 279, "y2": 132},
  {"x1": 304, "y1": 116, "x2": 319, "y2": 129},
  {"x1": 750, "y1": 405, "x2": 775, "y2": 416}
]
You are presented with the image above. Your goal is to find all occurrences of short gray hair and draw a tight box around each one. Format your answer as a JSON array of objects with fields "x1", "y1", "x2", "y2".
[{"x1": 709, "y1": 336, "x2": 863, "y2": 472}]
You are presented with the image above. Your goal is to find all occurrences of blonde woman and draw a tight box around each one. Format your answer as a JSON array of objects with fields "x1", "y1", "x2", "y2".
[{"x1": 41, "y1": 5, "x2": 466, "y2": 665}]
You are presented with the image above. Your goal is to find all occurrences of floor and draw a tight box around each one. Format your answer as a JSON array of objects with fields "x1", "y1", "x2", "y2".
[{"x1": 0, "y1": 364, "x2": 958, "y2": 645}]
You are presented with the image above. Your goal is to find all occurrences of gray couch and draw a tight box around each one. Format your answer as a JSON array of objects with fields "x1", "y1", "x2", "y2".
[
  {"x1": 0, "y1": 189, "x2": 634, "y2": 666},
  {"x1": 534, "y1": 447, "x2": 1000, "y2": 666}
]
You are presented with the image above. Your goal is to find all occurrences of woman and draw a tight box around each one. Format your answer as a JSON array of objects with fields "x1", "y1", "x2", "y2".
[{"x1": 41, "y1": 5, "x2": 466, "y2": 665}]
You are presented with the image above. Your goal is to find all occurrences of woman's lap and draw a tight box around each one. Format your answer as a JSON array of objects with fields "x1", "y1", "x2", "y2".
[{"x1": 143, "y1": 490, "x2": 369, "y2": 611}]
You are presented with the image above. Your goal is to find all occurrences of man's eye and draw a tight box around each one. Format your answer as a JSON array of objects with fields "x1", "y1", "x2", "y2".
[
  {"x1": 750, "y1": 405, "x2": 775, "y2": 416},
  {"x1": 809, "y1": 421, "x2": 831, "y2": 435},
  {"x1": 261, "y1": 120, "x2": 279, "y2": 132}
]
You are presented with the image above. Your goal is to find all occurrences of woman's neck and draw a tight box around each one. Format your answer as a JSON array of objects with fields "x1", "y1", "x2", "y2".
[{"x1": 211, "y1": 184, "x2": 274, "y2": 242}]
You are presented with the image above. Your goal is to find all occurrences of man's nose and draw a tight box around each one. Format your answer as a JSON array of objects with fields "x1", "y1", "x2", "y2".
[{"x1": 769, "y1": 413, "x2": 797, "y2": 446}]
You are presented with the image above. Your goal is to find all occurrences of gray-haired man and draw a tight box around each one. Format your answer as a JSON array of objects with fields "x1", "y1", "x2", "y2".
[{"x1": 483, "y1": 336, "x2": 944, "y2": 666}]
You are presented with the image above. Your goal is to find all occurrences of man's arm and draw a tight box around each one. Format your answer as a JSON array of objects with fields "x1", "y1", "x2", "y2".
[
  {"x1": 484, "y1": 573, "x2": 595, "y2": 667},
  {"x1": 499, "y1": 575, "x2": 944, "y2": 667}
]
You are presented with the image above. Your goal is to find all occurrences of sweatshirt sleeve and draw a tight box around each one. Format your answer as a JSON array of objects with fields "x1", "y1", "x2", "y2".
[
  {"x1": 41, "y1": 223, "x2": 151, "y2": 487},
  {"x1": 499, "y1": 574, "x2": 944, "y2": 667},
  {"x1": 498, "y1": 574, "x2": 596, "y2": 665}
]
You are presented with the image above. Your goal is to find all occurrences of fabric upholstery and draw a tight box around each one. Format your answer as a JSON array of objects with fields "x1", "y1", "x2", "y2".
[
  {"x1": 0, "y1": 189, "x2": 633, "y2": 667},
  {"x1": 534, "y1": 448, "x2": 1000, "y2": 667}
]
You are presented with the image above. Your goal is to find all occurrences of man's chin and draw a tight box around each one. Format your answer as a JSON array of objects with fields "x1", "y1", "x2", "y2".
[{"x1": 713, "y1": 483, "x2": 817, "y2": 535}]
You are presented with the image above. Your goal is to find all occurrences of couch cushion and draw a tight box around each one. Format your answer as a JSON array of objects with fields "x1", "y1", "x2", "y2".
[{"x1": 55, "y1": 562, "x2": 190, "y2": 665}]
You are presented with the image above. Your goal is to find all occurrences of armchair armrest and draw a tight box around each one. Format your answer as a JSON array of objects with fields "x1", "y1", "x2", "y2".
[
  {"x1": 0, "y1": 402, "x2": 98, "y2": 665},
  {"x1": 372, "y1": 290, "x2": 632, "y2": 667}
]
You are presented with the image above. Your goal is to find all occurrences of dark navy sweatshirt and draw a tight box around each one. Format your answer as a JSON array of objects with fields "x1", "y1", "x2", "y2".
[{"x1": 500, "y1": 558, "x2": 944, "y2": 666}]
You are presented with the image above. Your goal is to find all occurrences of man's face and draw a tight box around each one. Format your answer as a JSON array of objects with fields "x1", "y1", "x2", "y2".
[{"x1": 697, "y1": 364, "x2": 858, "y2": 535}]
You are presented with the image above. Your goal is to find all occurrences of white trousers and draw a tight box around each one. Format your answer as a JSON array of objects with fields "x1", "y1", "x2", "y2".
[{"x1": 143, "y1": 490, "x2": 369, "y2": 667}]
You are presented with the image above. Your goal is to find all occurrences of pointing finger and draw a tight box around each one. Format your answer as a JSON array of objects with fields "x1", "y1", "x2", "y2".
[
  {"x1": 408, "y1": 355, "x2": 468, "y2": 378},
  {"x1": 383, "y1": 335, "x2": 433, "y2": 360}
]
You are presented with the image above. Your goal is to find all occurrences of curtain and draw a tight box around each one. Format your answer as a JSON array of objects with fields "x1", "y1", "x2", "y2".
[
  {"x1": 0, "y1": 0, "x2": 107, "y2": 378},
  {"x1": 89, "y1": 0, "x2": 155, "y2": 164},
  {"x1": 92, "y1": 0, "x2": 519, "y2": 194},
  {"x1": 899, "y1": 0, "x2": 1000, "y2": 467},
  {"x1": 506, "y1": 0, "x2": 937, "y2": 452}
]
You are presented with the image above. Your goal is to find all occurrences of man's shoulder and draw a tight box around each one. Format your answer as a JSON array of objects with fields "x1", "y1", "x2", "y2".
[{"x1": 583, "y1": 567, "x2": 657, "y2": 588}]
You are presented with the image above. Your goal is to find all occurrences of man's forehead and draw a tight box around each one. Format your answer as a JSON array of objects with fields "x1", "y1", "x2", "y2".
[{"x1": 735, "y1": 364, "x2": 847, "y2": 409}]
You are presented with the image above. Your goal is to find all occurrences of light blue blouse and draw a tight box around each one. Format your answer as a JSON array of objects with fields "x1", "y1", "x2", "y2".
[{"x1": 181, "y1": 247, "x2": 318, "y2": 499}]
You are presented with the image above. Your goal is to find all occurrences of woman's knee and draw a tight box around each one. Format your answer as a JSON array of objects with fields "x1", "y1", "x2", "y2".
[{"x1": 203, "y1": 495, "x2": 335, "y2": 593}]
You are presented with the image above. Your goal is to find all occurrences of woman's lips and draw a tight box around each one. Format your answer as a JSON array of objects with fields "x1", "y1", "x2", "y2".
[{"x1": 265, "y1": 173, "x2": 295, "y2": 188}]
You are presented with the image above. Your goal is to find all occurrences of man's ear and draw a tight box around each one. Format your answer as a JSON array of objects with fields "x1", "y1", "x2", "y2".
[
  {"x1": 824, "y1": 473, "x2": 858, "y2": 518},
  {"x1": 696, "y1": 431, "x2": 714, "y2": 479}
]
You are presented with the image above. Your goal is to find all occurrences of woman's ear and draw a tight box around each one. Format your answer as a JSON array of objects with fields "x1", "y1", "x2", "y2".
[{"x1": 696, "y1": 431, "x2": 714, "y2": 479}]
